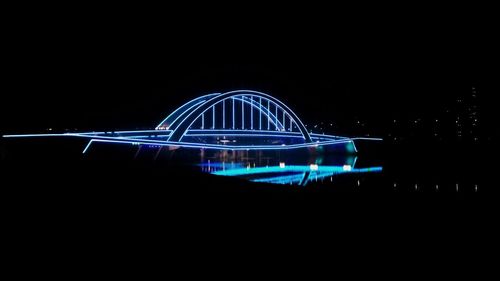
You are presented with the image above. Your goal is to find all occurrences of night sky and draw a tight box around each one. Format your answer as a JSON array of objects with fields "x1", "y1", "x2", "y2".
[{"x1": 2, "y1": 8, "x2": 493, "y2": 136}]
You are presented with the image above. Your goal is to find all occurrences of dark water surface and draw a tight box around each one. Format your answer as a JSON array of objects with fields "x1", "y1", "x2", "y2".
[
  {"x1": 1, "y1": 137, "x2": 493, "y2": 195},
  {"x1": 1, "y1": 138, "x2": 496, "y2": 262}
]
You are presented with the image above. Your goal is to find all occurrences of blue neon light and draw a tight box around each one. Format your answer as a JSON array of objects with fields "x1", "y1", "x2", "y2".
[
  {"x1": 165, "y1": 91, "x2": 312, "y2": 142},
  {"x1": 158, "y1": 99, "x2": 207, "y2": 130},
  {"x1": 259, "y1": 97, "x2": 262, "y2": 130},
  {"x1": 3, "y1": 90, "x2": 383, "y2": 154},
  {"x1": 2, "y1": 133, "x2": 66, "y2": 138},
  {"x1": 176, "y1": 95, "x2": 286, "y2": 140},
  {"x1": 267, "y1": 99, "x2": 270, "y2": 130},
  {"x1": 82, "y1": 140, "x2": 93, "y2": 154},
  {"x1": 242, "y1": 97, "x2": 282, "y2": 127},
  {"x1": 232, "y1": 96, "x2": 284, "y2": 130},
  {"x1": 250, "y1": 96, "x2": 253, "y2": 130},
  {"x1": 65, "y1": 133, "x2": 355, "y2": 151},
  {"x1": 274, "y1": 104, "x2": 279, "y2": 131},
  {"x1": 212, "y1": 165, "x2": 383, "y2": 177},
  {"x1": 4, "y1": 129, "x2": 378, "y2": 152},
  {"x1": 156, "y1": 93, "x2": 218, "y2": 129},
  {"x1": 283, "y1": 110, "x2": 285, "y2": 131}
]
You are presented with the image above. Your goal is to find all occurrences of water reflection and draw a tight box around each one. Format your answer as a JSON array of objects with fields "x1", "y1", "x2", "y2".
[
  {"x1": 197, "y1": 150, "x2": 382, "y2": 186},
  {"x1": 159, "y1": 147, "x2": 481, "y2": 191}
]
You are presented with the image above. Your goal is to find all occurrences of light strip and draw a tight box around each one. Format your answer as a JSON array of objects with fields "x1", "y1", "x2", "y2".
[
  {"x1": 351, "y1": 140, "x2": 358, "y2": 153},
  {"x1": 267, "y1": 99, "x2": 270, "y2": 130},
  {"x1": 184, "y1": 133, "x2": 323, "y2": 139},
  {"x1": 167, "y1": 91, "x2": 312, "y2": 142},
  {"x1": 259, "y1": 97, "x2": 262, "y2": 130},
  {"x1": 213, "y1": 165, "x2": 383, "y2": 176},
  {"x1": 282, "y1": 109, "x2": 285, "y2": 130},
  {"x1": 71, "y1": 133, "x2": 355, "y2": 150},
  {"x1": 159, "y1": 99, "x2": 206, "y2": 130},
  {"x1": 3, "y1": 133, "x2": 66, "y2": 138},
  {"x1": 155, "y1": 93, "x2": 218, "y2": 129},
  {"x1": 186, "y1": 96, "x2": 285, "y2": 139},
  {"x1": 82, "y1": 140, "x2": 94, "y2": 154},
  {"x1": 4, "y1": 131, "x2": 369, "y2": 143},
  {"x1": 79, "y1": 130, "x2": 172, "y2": 135},
  {"x1": 275, "y1": 102, "x2": 278, "y2": 131},
  {"x1": 188, "y1": 129, "x2": 303, "y2": 135},
  {"x1": 250, "y1": 96, "x2": 253, "y2": 130},
  {"x1": 233, "y1": 96, "x2": 284, "y2": 130},
  {"x1": 350, "y1": 137, "x2": 384, "y2": 141},
  {"x1": 3, "y1": 131, "x2": 369, "y2": 152}
]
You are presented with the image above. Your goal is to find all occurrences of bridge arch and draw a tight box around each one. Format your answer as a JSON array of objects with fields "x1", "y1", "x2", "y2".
[{"x1": 163, "y1": 90, "x2": 312, "y2": 143}]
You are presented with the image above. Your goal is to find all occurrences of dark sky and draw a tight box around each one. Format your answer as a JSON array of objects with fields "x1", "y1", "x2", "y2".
[{"x1": 2, "y1": 7, "x2": 493, "y2": 134}]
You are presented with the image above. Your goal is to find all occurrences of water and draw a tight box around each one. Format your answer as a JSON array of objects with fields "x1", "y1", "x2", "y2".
[
  {"x1": 2, "y1": 137, "x2": 491, "y2": 194},
  {"x1": 197, "y1": 150, "x2": 382, "y2": 186},
  {"x1": 2, "y1": 138, "x2": 492, "y2": 254},
  {"x1": 185, "y1": 146, "x2": 487, "y2": 193}
]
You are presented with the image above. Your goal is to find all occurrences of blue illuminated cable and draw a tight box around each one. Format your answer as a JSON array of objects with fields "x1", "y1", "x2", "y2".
[
  {"x1": 242, "y1": 95, "x2": 244, "y2": 129},
  {"x1": 251, "y1": 96, "x2": 253, "y2": 129}
]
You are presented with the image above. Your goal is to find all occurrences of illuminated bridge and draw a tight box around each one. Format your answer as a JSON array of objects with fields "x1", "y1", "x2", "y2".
[{"x1": 4, "y1": 90, "x2": 381, "y2": 153}]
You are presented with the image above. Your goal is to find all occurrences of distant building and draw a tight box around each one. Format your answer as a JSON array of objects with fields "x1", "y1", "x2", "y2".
[
  {"x1": 385, "y1": 86, "x2": 482, "y2": 143},
  {"x1": 454, "y1": 86, "x2": 480, "y2": 141}
]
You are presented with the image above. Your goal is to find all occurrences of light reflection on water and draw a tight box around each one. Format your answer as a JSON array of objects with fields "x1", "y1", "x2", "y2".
[
  {"x1": 87, "y1": 141, "x2": 483, "y2": 191},
  {"x1": 196, "y1": 149, "x2": 382, "y2": 186},
  {"x1": 191, "y1": 149, "x2": 481, "y2": 192}
]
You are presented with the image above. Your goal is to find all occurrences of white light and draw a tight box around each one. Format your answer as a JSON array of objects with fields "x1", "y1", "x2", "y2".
[
  {"x1": 309, "y1": 164, "x2": 319, "y2": 171},
  {"x1": 342, "y1": 165, "x2": 352, "y2": 171},
  {"x1": 279, "y1": 162, "x2": 286, "y2": 168}
]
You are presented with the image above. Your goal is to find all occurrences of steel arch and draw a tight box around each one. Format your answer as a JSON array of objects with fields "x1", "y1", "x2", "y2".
[
  {"x1": 156, "y1": 93, "x2": 219, "y2": 130},
  {"x1": 165, "y1": 90, "x2": 312, "y2": 142}
]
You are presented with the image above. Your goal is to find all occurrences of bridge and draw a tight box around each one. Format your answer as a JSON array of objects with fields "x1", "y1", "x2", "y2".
[{"x1": 3, "y1": 90, "x2": 381, "y2": 153}]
